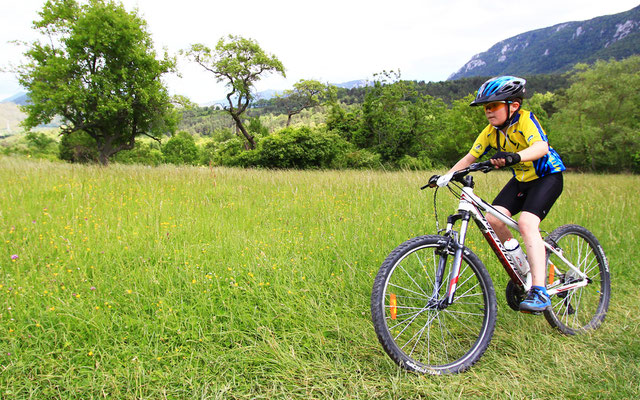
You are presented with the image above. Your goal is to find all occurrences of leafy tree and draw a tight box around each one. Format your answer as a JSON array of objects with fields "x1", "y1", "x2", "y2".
[
  {"x1": 183, "y1": 35, "x2": 285, "y2": 149},
  {"x1": 422, "y1": 94, "x2": 487, "y2": 167},
  {"x1": 276, "y1": 79, "x2": 328, "y2": 126},
  {"x1": 247, "y1": 116, "x2": 269, "y2": 137},
  {"x1": 17, "y1": 0, "x2": 177, "y2": 165},
  {"x1": 359, "y1": 71, "x2": 448, "y2": 164},
  {"x1": 549, "y1": 57, "x2": 640, "y2": 171}
]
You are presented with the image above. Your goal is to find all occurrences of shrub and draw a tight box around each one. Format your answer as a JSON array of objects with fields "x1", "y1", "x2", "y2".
[
  {"x1": 162, "y1": 131, "x2": 199, "y2": 165},
  {"x1": 209, "y1": 137, "x2": 256, "y2": 167},
  {"x1": 255, "y1": 126, "x2": 348, "y2": 169},
  {"x1": 59, "y1": 131, "x2": 98, "y2": 163},
  {"x1": 112, "y1": 141, "x2": 163, "y2": 166}
]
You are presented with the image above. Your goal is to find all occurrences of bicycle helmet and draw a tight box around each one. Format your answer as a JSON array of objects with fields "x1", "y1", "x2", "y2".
[{"x1": 470, "y1": 76, "x2": 526, "y2": 107}]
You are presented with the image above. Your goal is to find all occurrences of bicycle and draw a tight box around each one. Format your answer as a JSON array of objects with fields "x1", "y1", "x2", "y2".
[{"x1": 370, "y1": 161, "x2": 611, "y2": 375}]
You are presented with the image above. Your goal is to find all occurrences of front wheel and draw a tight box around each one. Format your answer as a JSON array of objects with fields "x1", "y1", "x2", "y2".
[
  {"x1": 371, "y1": 235, "x2": 497, "y2": 375},
  {"x1": 544, "y1": 224, "x2": 611, "y2": 335}
]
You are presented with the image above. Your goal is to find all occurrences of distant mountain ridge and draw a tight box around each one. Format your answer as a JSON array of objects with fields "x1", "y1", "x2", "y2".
[
  {"x1": 1, "y1": 92, "x2": 30, "y2": 105},
  {"x1": 449, "y1": 5, "x2": 640, "y2": 80}
]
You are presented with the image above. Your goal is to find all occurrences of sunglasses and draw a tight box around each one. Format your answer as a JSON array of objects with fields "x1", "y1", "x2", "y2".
[{"x1": 483, "y1": 101, "x2": 507, "y2": 111}]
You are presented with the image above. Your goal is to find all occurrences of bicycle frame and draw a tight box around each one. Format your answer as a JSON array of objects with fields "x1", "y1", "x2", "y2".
[{"x1": 439, "y1": 176, "x2": 589, "y2": 304}]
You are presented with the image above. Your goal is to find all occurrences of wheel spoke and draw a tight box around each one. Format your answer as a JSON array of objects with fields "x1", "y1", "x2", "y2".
[{"x1": 372, "y1": 238, "x2": 496, "y2": 374}]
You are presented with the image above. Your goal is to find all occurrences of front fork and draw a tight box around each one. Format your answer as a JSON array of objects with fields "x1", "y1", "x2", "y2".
[{"x1": 431, "y1": 211, "x2": 471, "y2": 308}]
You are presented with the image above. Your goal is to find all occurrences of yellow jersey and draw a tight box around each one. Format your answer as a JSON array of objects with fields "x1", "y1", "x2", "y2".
[{"x1": 469, "y1": 109, "x2": 565, "y2": 182}]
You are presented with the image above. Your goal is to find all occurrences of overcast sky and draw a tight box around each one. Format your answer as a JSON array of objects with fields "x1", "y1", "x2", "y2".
[{"x1": 1, "y1": 0, "x2": 638, "y2": 104}]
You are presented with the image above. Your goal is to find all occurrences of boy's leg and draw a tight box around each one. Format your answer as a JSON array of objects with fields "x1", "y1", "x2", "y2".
[
  {"x1": 518, "y1": 212, "x2": 545, "y2": 287},
  {"x1": 486, "y1": 206, "x2": 513, "y2": 242},
  {"x1": 518, "y1": 211, "x2": 552, "y2": 312}
]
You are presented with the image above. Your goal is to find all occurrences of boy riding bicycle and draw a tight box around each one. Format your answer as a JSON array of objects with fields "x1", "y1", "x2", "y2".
[{"x1": 432, "y1": 76, "x2": 565, "y2": 313}]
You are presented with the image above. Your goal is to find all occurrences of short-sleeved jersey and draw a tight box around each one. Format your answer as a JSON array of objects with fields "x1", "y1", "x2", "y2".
[{"x1": 469, "y1": 109, "x2": 565, "y2": 182}]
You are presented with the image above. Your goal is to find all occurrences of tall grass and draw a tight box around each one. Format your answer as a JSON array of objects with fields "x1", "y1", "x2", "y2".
[{"x1": 0, "y1": 156, "x2": 638, "y2": 399}]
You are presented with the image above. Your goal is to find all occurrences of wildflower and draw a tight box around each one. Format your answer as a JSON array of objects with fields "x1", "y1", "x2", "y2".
[
  {"x1": 90, "y1": 286, "x2": 96, "y2": 291},
  {"x1": 10, "y1": 255, "x2": 18, "y2": 261}
]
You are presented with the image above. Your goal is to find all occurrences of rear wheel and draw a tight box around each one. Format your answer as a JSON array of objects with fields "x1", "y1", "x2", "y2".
[
  {"x1": 544, "y1": 225, "x2": 611, "y2": 335},
  {"x1": 371, "y1": 235, "x2": 497, "y2": 374}
]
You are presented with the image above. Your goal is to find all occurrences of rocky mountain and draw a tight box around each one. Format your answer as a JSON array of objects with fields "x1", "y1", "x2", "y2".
[
  {"x1": 449, "y1": 5, "x2": 640, "y2": 80},
  {"x1": 332, "y1": 79, "x2": 371, "y2": 89}
]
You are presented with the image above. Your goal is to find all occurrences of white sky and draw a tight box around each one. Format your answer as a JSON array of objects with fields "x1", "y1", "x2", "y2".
[{"x1": 1, "y1": 0, "x2": 638, "y2": 104}]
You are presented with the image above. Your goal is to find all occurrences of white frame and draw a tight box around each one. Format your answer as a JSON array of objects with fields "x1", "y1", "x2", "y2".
[{"x1": 446, "y1": 185, "x2": 588, "y2": 295}]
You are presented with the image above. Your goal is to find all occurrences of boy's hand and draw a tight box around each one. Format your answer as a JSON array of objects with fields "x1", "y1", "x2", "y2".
[
  {"x1": 428, "y1": 174, "x2": 440, "y2": 187},
  {"x1": 490, "y1": 151, "x2": 521, "y2": 168},
  {"x1": 436, "y1": 172, "x2": 454, "y2": 187}
]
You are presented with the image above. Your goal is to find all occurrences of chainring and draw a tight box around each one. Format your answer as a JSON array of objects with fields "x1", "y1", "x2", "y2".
[{"x1": 505, "y1": 280, "x2": 527, "y2": 312}]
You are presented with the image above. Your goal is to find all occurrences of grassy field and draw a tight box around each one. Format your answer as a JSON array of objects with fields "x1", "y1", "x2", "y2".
[{"x1": 1, "y1": 156, "x2": 639, "y2": 399}]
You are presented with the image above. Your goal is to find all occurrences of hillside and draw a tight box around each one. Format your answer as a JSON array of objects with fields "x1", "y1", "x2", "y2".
[
  {"x1": 449, "y1": 5, "x2": 640, "y2": 79},
  {"x1": 0, "y1": 103, "x2": 26, "y2": 135},
  {"x1": 1, "y1": 92, "x2": 30, "y2": 105}
]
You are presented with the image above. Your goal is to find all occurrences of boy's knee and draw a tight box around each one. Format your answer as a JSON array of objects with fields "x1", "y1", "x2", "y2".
[{"x1": 518, "y1": 213, "x2": 541, "y2": 234}]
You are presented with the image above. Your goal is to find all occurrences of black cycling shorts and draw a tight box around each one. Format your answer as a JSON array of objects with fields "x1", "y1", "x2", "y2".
[{"x1": 492, "y1": 172, "x2": 563, "y2": 221}]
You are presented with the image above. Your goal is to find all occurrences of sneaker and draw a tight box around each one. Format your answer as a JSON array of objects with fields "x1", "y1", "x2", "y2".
[{"x1": 519, "y1": 287, "x2": 551, "y2": 313}]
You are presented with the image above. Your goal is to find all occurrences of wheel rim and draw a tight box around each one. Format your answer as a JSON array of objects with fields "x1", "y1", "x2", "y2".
[
  {"x1": 381, "y1": 244, "x2": 491, "y2": 370},
  {"x1": 547, "y1": 232, "x2": 607, "y2": 332}
]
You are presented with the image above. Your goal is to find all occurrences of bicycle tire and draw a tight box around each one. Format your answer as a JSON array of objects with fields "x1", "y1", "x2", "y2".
[
  {"x1": 371, "y1": 235, "x2": 497, "y2": 375},
  {"x1": 543, "y1": 224, "x2": 611, "y2": 335}
]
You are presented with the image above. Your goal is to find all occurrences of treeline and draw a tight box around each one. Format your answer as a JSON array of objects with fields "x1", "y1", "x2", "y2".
[
  {"x1": 167, "y1": 59, "x2": 639, "y2": 172},
  {"x1": 4, "y1": 59, "x2": 639, "y2": 172}
]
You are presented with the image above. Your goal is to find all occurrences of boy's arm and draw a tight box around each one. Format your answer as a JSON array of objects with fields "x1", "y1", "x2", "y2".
[
  {"x1": 490, "y1": 141, "x2": 549, "y2": 168},
  {"x1": 518, "y1": 140, "x2": 549, "y2": 162},
  {"x1": 446, "y1": 153, "x2": 477, "y2": 175},
  {"x1": 430, "y1": 153, "x2": 478, "y2": 187}
]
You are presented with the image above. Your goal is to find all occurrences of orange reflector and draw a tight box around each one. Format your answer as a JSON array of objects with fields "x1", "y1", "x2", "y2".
[
  {"x1": 548, "y1": 263, "x2": 555, "y2": 284},
  {"x1": 390, "y1": 293, "x2": 397, "y2": 320}
]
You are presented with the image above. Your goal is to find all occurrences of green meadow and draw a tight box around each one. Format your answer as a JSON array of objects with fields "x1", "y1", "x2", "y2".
[{"x1": 1, "y1": 156, "x2": 639, "y2": 399}]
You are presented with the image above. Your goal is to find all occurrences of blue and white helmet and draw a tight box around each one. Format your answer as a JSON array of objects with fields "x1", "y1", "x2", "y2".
[{"x1": 470, "y1": 76, "x2": 526, "y2": 107}]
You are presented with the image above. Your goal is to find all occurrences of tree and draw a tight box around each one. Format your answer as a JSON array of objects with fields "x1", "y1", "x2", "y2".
[
  {"x1": 276, "y1": 79, "x2": 328, "y2": 127},
  {"x1": 17, "y1": 0, "x2": 177, "y2": 165},
  {"x1": 549, "y1": 57, "x2": 640, "y2": 171},
  {"x1": 183, "y1": 35, "x2": 285, "y2": 149},
  {"x1": 359, "y1": 71, "x2": 448, "y2": 164}
]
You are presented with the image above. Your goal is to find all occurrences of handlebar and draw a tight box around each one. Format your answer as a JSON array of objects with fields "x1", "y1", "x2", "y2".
[{"x1": 421, "y1": 160, "x2": 494, "y2": 190}]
